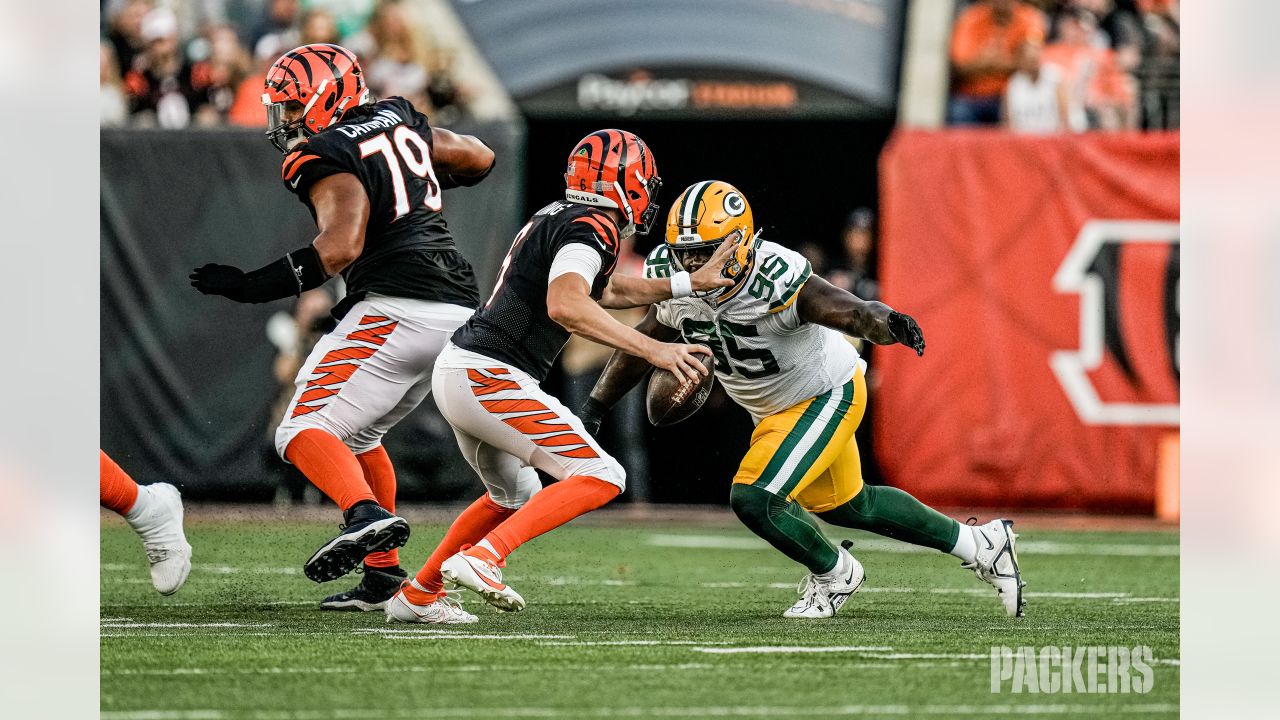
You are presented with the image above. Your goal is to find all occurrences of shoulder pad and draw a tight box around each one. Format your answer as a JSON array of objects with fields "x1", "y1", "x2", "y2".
[{"x1": 643, "y1": 245, "x2": 673, "y2": 279}]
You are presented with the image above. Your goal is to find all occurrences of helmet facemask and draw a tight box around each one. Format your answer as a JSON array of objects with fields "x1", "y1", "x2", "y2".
[
  {"x1": 631, "y1": 174, "x2": 663, "y2": 236},
  {"x1": 265, "y1": 98, "x2": 309, "y2": 153}
]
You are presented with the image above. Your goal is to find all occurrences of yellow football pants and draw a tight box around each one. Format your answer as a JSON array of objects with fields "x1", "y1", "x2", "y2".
[{"x1": 731, "y1": 369, "x2": 867, "y2": 513}]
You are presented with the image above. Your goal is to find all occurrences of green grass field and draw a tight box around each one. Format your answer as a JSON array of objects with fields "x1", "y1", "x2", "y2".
[{"x1": 101, "y1": 510, "x2": 1179, "y2": 719}]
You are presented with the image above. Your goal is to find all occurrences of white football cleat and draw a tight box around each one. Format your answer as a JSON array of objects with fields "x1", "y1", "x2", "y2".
[
  {"x1": 126, "y1": 483, "x2": 192, "y2": 596},
  {"x1": 385, "y1": 587, "x2": 478, "y2": 625},
  {"x1": 440, "y1": 549, "x2": 525, "y2": 612},
  {"x1": 783, "y1": 543, "x2": 865, "y2": 619},
  {"x1": 964, "y1": 519, "x2": 1026, "y2": 617}
]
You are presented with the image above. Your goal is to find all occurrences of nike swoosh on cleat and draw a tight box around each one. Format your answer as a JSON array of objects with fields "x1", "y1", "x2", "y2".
[{"x1": 459, "y1": 557, "x2": 507, "y2": 591}]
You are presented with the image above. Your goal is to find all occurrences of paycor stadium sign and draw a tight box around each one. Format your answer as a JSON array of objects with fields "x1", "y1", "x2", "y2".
[
  {"x1": 518, "y1": 69, "x2": 881, "y2": 119},
  {"x1": 577, "y1": 72, "x2": 798, "y2": 115}
]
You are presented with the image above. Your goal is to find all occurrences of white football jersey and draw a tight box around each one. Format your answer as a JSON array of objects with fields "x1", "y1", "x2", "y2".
[{"x1": 645, "y1": 240, "x2": 864, "y2": 423}]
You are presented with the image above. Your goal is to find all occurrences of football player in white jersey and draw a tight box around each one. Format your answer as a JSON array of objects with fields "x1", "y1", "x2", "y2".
[{"x1": 581, "y1": 181, "x2": 1025, "y2": 619}]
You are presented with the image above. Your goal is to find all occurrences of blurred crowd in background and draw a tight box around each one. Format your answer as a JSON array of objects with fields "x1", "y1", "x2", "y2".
[
  {"x1": 949, "y1": 0, "x2": 1179, "y2": 131},
  {"x1": 100, "y1": 0, "x2": 472, "y2": 129}
]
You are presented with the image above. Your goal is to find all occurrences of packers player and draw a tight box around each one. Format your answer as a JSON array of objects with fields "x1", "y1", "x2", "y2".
[{"x1": 581, "y1": 181, "x2": 1025, "y2": 618}]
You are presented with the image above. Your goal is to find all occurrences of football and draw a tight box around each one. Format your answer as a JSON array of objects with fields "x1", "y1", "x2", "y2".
[{"x1": 645, "y1": 351, "x2": 716, "y2": 426}]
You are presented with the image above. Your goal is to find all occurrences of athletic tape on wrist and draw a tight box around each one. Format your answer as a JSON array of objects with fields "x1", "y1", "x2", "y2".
[{"x1": 670, "y1": 271, "x2": 693, "y2": 299}]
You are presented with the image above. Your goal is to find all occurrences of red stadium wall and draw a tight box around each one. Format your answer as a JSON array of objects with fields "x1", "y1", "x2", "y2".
[{"x1": 875, "y1": 130, "x2": 1179, "y2": 512}]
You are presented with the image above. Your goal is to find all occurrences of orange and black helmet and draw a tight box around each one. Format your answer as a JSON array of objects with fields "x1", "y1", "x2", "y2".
[
  {"x1": 263, "y1": 44, "x2": 369, "y2": 153},
  {"x1": 563, "y1": 129, "x2": 662, "y2": 237}
]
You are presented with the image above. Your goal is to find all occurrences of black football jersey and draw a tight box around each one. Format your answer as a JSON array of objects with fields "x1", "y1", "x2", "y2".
[
  {"x1": 280, "y1": 96, "x2": 480, "y2": 317},
  {"x1": 451, "y1": 201, "x2": 621, "y2": 381}
]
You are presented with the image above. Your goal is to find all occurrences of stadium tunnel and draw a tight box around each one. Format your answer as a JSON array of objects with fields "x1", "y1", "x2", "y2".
[{"x1": 450, "y1": 0, "x2": 908, "y2": 501}]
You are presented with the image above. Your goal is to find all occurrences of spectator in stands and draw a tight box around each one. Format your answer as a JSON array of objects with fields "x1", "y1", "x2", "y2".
[
  {"x1": 105, "y1": 0, "x2": 152, "y2": 77},
  {"x1": 101, "y1": 42, "x2": 129, "y2": 127},
  {"x1": 827, "y1": 208, "x2": 880, "y2": 302},
  {"x1": 797, "y1": 241, "x2": 830, "y2": 277},
  {"x1": 306, "y1": 0, "x2": 377, "y2": 39},
  {"x1": 249, "y1": 0, "x2": 301, "y2": 49},
  {"x1": 123, "y1": 7, "x2": 201, "y2": 128},
  {"x1": 1043, "y1": 7, "x2": 1136, "y2": 130},
  {"x1": 948, "y1": 0, "x2": 1047, "y2": 126},
  {"x1": 350, "y1": 0, "x2": 433, "y2": 110},
  {"x1": 299, "y1": 8, "x2": 342, "y2": 46},
  {"x1": 189, "y1": 24, "x2": 252, "y2": 126},
  {"x1": 1135, "y1": 0, "x2": 1178, "y2": 128},
  {"x1": 1068, "y1": 0, "x2": 1144, "y2": 71},
  {"x1": 1003, "y1": 39, "x2": 1082, "y2": 133}
]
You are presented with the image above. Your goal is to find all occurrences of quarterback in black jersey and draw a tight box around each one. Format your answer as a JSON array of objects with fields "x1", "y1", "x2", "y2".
[
  {"x1": 387, "y1": 130, "x2": 737, "y2": 623},
  {"x1": 189, "y1": 44, "x2": 494, "y2": 608}
]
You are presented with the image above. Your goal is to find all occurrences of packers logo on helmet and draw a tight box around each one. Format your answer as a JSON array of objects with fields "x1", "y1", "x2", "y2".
[{"x1": 666, "y1": 180, "x2": 760, "y2": 298}]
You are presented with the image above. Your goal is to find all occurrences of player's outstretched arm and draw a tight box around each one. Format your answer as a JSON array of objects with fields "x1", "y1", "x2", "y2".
[
  {"x1": 579, "y1": 307, "x2": 680, "y2": 434},
  {"x1": 796, "y1": 274, "x2": 926, "y2": 356},
  {"x1": 190, "y1": 174, "x2": 369, "y2": 303},
  {"x1": 598, "y1": 238, "x2": 737, "y2": 309},
  {"x1": 547, "y1": 274, "x2": 710, "y2": 384},
  {"x1": 431, "y1": 127, "x2": 496, "y2": 188}
]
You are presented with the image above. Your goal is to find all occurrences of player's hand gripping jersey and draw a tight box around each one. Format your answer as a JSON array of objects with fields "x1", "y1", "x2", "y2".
[
  {"x1": 281, "y1": 96, "x2": 480, "y2": 317},
  {"x1": 450, "y1": 200, "x2": 622, "y2": 381},
  {"x1": 644, "y1": 240, "x2": 865, "y2": 423}
]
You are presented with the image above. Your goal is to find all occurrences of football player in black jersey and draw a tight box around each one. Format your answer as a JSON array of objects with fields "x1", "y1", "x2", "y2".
[
  {"x1": 387, "y1": 129, "x2": 737, "y2": 624},
  {"x1": 189, "y1": 44, "x2": 495, "y2": 611}
]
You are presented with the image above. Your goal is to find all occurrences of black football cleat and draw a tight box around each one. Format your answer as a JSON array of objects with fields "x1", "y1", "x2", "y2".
[
  {"x1": 303, "y1": 503, "x2": 410, "y2": 583},
  {"x1": 319, "y1": 565, "x2": 408, "y2": 611}
]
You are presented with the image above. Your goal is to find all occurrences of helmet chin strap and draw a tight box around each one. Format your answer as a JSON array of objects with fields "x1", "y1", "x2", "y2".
[{"x1": 611, "y1": 180, "x2": 637, "y2": 238}]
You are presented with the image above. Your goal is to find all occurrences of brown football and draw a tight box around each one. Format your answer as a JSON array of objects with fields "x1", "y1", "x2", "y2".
[{"x1": 645, "y1": 350, "x2": 716, "y2": 426}]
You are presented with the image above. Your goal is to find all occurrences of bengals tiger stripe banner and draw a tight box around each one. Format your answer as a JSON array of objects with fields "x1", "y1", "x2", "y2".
[{"x1": 875, "y1": 130, "x2": 1179, "y2": 512}]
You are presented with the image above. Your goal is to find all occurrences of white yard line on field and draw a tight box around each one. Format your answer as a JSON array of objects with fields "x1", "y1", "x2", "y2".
[
  {"x1": 99, "y1": 622, "x2": 275, "y2": 629},
  {"x1": 649, "y1": 534, "x2": 1179, "y2": 557},
  {"x1": 692, "y1": 646, "x2": 894, "y2": 654},
  {"x1": 103, "y1": 703, "x2": 1180, "y2": 719}
]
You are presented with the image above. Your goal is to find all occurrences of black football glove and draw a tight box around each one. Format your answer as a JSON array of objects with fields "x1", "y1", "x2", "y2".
[
  {"x1": 190, "y1": 263, "x2": 248, "y2": 302},
  {"x1": 579, "y1": 397, "x2": 608, "y2": 437},
  {"x1": 888, "y1": 311, "x2": 925, "y2": 356}
]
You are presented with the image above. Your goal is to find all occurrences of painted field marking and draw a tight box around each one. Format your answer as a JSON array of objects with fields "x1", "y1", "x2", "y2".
[
  {"x1": 649, "y1": 534, "x2": 1179, "y2": 557},
  {"x1": 545, "y1": 576, "x2": 633, "y2": 586},
  {"x1": 99, "y1": 622, "x2": 275, "y2": 629},
  {"x1": 537, "y1": 640, "x2": 731, "y2": 647},
  {"x1": 693, "y1": 646, "x2": 894, "y2": 654},
  {"x1": 102, "y1": 704, "x2": 1180, "y2": 719},
  {"x1": 102, "y1": 563, "x2": 300, "y2": 575},
  {"x1": 696, "y1": 583, "x2": 1178, "y2": 603},
  {"x1": 102, "y1": 600, "x2": 318, "y2": 608},
  {"x1": 379, "y1": 633, "x2": 577, "y2": 641},
  {"x1": 103, "y1": 663, "x2": 724, "y2": 680}
]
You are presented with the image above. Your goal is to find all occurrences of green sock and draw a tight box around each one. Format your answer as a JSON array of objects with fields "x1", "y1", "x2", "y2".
[
  {"x1": 730, "y1": 484, "x2": 838, "y2": 574},
  {"x1": 817, "y1": 484, "x2": 960, "y2": 553}
]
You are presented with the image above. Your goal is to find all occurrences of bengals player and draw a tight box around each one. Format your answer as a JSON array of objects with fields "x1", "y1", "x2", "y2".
[
  {"x1": 581, "y1": 181, "x2": 1025, "y2": 619},
  {"x1": 385, "y1": 130, "x2": 737, "y2": 624},
  {"x1": 100, "y1": 451, "x2": 191, "y2": 595},
  {"x1": 190, "y1": 44, "x2": 495, "y2": 611}
]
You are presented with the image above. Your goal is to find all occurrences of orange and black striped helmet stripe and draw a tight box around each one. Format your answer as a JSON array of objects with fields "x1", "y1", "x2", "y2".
[{"x1": 266, "y1": 43, "x2": 361, "y2": 103}]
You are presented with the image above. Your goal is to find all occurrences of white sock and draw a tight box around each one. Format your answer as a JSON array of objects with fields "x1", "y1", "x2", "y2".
[
  {"x1": 124, "y1": 484, "x2": 154, "y2": 528},
  {"x1": 817, "y1": 546, "x2": 849, "y2": 581},
  {"x1": 475, "y1": 538, "x2": 499, "y2": 557},
  {"x1": 949, "y1": 523, "x2": 977, "y2": 564}
]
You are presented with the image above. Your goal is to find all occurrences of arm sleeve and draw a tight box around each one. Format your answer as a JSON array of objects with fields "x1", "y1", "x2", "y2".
[
  {"x1": 548, "y1": 243, "x2": 604, "y2": 286},
  {"x1": 559, "y1": 211, "x2": 620, "y2": 270}
]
